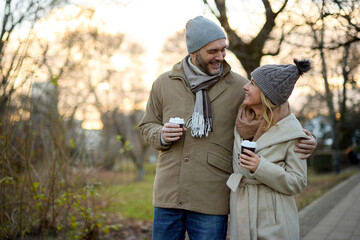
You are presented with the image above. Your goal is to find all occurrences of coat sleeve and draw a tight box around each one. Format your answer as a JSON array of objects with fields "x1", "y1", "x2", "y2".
[
  {"x1": 251, "y1": 139, "x2": 307, "y2": 195},
  {"x1": 139, "y1": 80, "x2": 171, "y2": 151}
]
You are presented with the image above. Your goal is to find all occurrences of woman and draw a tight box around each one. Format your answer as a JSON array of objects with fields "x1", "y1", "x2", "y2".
[{"x1": 226, "y1": 59, "x2": 312, "y2": 240}]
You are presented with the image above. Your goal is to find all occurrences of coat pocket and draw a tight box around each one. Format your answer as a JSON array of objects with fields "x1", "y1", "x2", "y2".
[{"x1": 207, "y1": 142, "x2": 233, "y2": 174}]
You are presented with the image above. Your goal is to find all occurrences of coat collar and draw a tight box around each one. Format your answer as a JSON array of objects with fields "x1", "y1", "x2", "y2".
[{"x1": 256, "y1": 114, "x2": 309, "y2": 151}]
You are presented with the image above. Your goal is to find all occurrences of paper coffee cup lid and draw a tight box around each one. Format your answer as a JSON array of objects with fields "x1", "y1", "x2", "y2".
[
  {"x1": 169, "y1": 117, "x2": 185, "y2": 124},
  {"x1": 241, "y1": 140, "x2": 257, "y2": 148}
]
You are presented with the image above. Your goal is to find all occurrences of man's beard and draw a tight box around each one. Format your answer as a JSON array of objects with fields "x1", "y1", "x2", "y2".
[{"x1": 195, "y1": 52, "x2": 222, "y2": 76}]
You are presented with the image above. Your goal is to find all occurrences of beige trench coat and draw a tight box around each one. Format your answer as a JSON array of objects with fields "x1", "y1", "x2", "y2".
[
  {"x1": 227, "y1": 113, "x2": 309, "y2": 240},
  {"x1": 139, "y1": 59, "x2": 248, "y2": 215}
]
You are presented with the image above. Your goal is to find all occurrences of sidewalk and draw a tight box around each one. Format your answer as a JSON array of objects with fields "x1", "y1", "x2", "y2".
[{"x1": 299, "y1": 170, "x2": 360, "y2": 240}]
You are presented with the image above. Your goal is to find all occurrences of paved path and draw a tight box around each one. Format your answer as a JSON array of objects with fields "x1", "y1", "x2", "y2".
[{"x1": 299, "y1": 170, "x2": 360, "y2": 240}]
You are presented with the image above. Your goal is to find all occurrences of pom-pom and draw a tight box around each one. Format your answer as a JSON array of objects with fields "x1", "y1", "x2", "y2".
[{"x1": 293, "y1": 59, "x2": 312, "y2": 76}]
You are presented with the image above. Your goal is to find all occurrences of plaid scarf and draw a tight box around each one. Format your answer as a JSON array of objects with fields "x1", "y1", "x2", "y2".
[{"x1": 183, "y1": 56, "x2": 222, "y2": 137}]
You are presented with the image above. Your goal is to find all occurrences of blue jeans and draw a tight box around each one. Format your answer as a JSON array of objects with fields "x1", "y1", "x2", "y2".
[{"x1": 152, "y1": 207, "x2": 228, "y2": 240}]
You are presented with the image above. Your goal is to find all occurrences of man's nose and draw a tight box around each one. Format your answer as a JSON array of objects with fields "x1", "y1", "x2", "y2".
[{"x1": 215, "y1": 51, "x2": 224, "y2": 61}]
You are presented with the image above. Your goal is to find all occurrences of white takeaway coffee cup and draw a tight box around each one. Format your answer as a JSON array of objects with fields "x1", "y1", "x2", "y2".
[
  {"x1": 169, "y1": 117, "x2": 185, "y2": 128},
  {"x1": 241, "y1": 140, "x2": 257, "y2": 155}
]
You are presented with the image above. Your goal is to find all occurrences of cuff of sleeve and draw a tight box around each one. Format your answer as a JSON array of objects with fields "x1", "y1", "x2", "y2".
[
  {"x1": 250, "y1": 155, "x2": 264, "y2": 177},
  {"x1": 160, "y1": 133, "x2": 171, "y2": 146}
]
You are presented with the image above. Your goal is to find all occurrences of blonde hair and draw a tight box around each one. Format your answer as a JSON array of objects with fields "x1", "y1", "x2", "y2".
[{"x1": 260, "y1": 91, "x2": 278, "y2": 131}]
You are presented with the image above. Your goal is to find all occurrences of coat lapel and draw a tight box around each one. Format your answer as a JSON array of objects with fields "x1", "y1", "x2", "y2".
[
  {"x1": 209, "y1": 80, "x2": 226, "y2": 101},
  {"x1": 209, "y1": 61, "x2": 231, "y2": 101}
]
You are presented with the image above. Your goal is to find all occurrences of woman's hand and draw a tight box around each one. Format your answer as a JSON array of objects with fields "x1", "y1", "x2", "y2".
[{"x1": 238, "y1": 149, "x2": 260, "y2": 173}]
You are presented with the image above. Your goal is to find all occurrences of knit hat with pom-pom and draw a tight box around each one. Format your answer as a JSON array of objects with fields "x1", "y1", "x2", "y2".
[{"x1": 251, "y1": 59, "x2": 312, "y2": 106}]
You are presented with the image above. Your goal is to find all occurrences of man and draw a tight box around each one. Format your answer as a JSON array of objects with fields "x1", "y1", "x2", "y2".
[{"x1": 139, "y1": 16, "x2": 316, "y2": 240}]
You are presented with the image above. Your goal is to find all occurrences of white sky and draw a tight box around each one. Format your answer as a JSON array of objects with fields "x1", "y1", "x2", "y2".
[
  {"x1": 78, "y1": 0, "x2": 211, "y2": 38},
  {"x1": 95, "y1": 0, "x2": 209, "y2": 86},
  {"x1": 73, "y1": 0, "x2": 256, "y2": 86}
]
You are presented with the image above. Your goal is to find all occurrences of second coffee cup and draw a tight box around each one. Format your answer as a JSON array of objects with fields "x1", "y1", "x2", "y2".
[{"x1": 241, "y1": 140, "x2": 257, "y2": 156}]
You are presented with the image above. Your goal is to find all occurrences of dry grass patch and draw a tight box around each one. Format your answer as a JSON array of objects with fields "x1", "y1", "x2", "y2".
[{"x1": 295, "y1": 168, "x2": 359, "y2": 210}]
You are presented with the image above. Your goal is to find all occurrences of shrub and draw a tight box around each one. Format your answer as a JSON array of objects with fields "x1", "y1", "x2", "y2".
[{"x1": 0, "y1": 108, "x2": 121, "y2": 239}]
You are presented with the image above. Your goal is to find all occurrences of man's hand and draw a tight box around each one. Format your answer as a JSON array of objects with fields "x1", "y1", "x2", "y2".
[
  {"x1": 161, "y1": 122, "x2": 186, "y2": 144},
  {"x1": 294, "y1": 129, "x2": 317, "y2": 159}
]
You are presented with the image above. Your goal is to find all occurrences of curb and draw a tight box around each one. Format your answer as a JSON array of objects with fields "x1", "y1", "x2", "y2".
[{"x1": 299, "y1": 170, "x2": 360, "y2": 238}]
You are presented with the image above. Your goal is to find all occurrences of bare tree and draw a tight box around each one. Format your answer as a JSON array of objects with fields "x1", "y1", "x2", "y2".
[
  {"x1": 29, "y1": 6, "x2": 150, "y2": 178},
  {"x1": 202, "y1": 0, "x2": 289, "y2": 78},
  {"x1": 0, "y1": 0, "x2": 67, "y2": 117},
  {"x1": 328, "y1": 0, "x2": 360, "y2": 149},
  {"x1": 303, "y1": 0, "x2": 360, "y2": 173}
]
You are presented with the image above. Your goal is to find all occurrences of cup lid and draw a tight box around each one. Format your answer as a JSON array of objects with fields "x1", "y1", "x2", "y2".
[
  {"x1": 241, "y1": 140, "x2": 257, "y2": 148},
  {"x1": 169, "y1": 117, "x2": 185, "y2": 124}
]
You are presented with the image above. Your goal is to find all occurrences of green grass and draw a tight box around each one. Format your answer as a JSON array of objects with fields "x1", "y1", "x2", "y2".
[
  {"x1": 99, "y1": 165, "x2": 155, "y2": 220},
  {"x1": 99, "y1": 163, "x2": 359, "y2": 221}
]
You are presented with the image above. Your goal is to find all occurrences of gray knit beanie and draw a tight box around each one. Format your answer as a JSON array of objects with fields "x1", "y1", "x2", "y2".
[
  {"x1": 251, "y1": 59, "x2": 312, "y2": 106},
  {"x1": 185, "y1": 16, "x2": 226, "y2": 54}
]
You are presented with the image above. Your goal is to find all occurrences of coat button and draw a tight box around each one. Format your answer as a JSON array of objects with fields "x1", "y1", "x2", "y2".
[
  {"x1": 184, "y1": 158, "x2": 189, "y2": 162},
  {"x1": 179, "y1": 201, "x2": 183, "y2": 205}
]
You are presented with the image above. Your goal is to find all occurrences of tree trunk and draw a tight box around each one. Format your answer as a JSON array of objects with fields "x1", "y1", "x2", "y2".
[{"x1": 319, "y1": 41, "x2": 340, "y2": 174}]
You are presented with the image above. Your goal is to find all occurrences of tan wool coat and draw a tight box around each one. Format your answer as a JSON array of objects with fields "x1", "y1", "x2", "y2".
[
  {"x1": 227, "y1": 113, "x2": 309, "y2": 240},
  {"x1": 139, "y1": 59, "x2": 248, "y2": 215}
]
